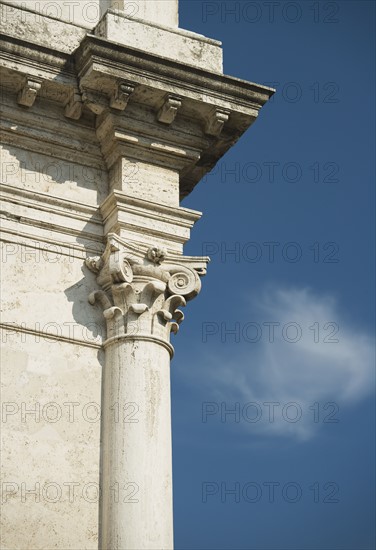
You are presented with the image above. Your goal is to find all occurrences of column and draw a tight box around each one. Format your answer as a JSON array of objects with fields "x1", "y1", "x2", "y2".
[{"x1": 86, "y1": 235, "x2": 206, "y2": 549}]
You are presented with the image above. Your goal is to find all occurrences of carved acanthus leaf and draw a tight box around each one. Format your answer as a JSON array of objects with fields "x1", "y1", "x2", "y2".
[
  {"x1": 86, "y1": 234, "x2": 207, "y2": 343},
  {"x1": 88, "y1": 290, "x2": 112, "y2": 309}
]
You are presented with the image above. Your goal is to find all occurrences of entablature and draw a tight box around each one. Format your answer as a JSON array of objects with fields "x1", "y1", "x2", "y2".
[{"x1": 0, "y1": 20, "x2": 274, "y2": 200}]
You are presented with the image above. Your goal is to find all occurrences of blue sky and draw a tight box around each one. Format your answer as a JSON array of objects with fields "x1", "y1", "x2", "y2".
[{"x1": 172, "y1": 2, "x2": 375, "y2": 549}]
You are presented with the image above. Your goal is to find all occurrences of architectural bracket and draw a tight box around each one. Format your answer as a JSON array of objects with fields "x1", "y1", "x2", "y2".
[
  {"x1": 17, "y1": 77, "x2": 42, "y2": 107},
  {"x1": 81, "y1": 88, "x2": 108, "y2": 115},
  {"x1": 64, "y1": 90, "x2": 83, "y2": 120},
  {"x1": 205, "y1": 108, "x2": 230, "y2": 136},
  {"x1": 157, "y1": 94, "x2": 182, "y2": 124},
  {"x1": 110, "y1": 82, "x2": 135, "y2": 111}
]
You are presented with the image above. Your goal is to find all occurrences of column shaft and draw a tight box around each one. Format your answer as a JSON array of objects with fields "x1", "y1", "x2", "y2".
[{"x1": 100, "y1": 338, "x2": 173, "y2": 549}]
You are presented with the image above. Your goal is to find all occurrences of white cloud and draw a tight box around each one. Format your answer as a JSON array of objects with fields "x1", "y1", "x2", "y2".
[{"x1": 191, "y1": 286, "x2": 375, "y2": 441}]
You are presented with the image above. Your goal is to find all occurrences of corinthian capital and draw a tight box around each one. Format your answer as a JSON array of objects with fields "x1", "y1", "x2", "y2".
[{"x1": 85, "y1": 234, "x2": 208, "y2": 355}]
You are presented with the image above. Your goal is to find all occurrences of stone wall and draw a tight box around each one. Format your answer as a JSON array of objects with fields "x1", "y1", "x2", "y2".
[{"x1": 1, "y1": 79, "x2": 106, "y2": 547}]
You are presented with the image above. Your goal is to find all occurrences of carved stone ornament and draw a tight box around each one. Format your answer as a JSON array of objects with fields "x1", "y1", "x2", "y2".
[
  {"x1": 81, "y1": 89, "x2": 108, "y2": 115},
  {"x1": 65, "y1": 90, "x2": 83, "y2": 120},
  {"x1": 110, "y1": 82, "x2": 135, "y2": 111},
  {"x1": 157, "y1": 94, "x2": 182, "y2": 124},
  {"x1": 17, "y1": 77, "x2": 42, "y2": 107},
  {"x1": 85, "y1": 234, "x2": 207, "y2": 353},
  {"x1": 205, "y1": 108, "x2": 230, "y2": 137}
]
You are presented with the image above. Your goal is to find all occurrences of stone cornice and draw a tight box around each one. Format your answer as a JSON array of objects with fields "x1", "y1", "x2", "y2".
[
  {"x1": 0, "y1": 227, "x2": 102, "y2": 259},
  {"x1": 0, "y1": 184, "x2": 102, "y2": 223},
  {"x1": 0, "y1": 20, "x2": 274, "y2": 200},
  {"x1": 100, "y1": 191, "x2": 204, "y2": 252},
  {"x1": 0, "y1": 30, "x2": 272, "y2": 113},
  {"x1": 0, "y1": 184, "x2": 104, "y2": 253},
  {"x1": 101, "y1": 191, "x2": 202, "y2": 227},
  {"x1": 96, "y1": 110, "x2": 203, "y2": 174},
  {"x1": 77, "y1": 34, "x2": 272, "y2": 114},
  {"x1": 75, "y1": 35, "x2": 274, "y2": 198},
  {"x1": 0, "y1": 32, "x2": 76, "y2": 79},
  {"x1": 0, "y1": 96, "x2": 104, "y2": 170},
  {"x1": 100, "y1": 204, "x2": 209, "y2": 267}
]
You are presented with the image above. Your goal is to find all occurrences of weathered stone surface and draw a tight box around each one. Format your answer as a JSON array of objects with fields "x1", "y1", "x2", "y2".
[
  {"x1": 1, "y1": 334, "x2": 101, "y2": 549},
  {"x1": 1, "y1": 0, "x2": 178, "y2": 28},
  {"x1": 84, "y1": 234, "x2": 206, "y2": 548},
  {"x1": 95, "y1": 9, "x2": 223, "y2": 73},
  {"x1": 0, "y1": 0, "x2": 274, "y2": 547},
  {"x1": 1, "y1": 248, "x2": 103, "y2": 548},
  {"x1": 127, "y1": 0, "x2": 178, "y2": 27},
  {"x1": 0, "y1": 15, "x2": 273, "y2": 200},
  {"x1": 2, "y1": 0, "x2": 106, "y2": 28},
  {"x1": 0, "y1": 3, "x2": 86, "y2": 53},
  {"x1": 100, "y1": 191, "x2": 203, "y2": 253}
]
